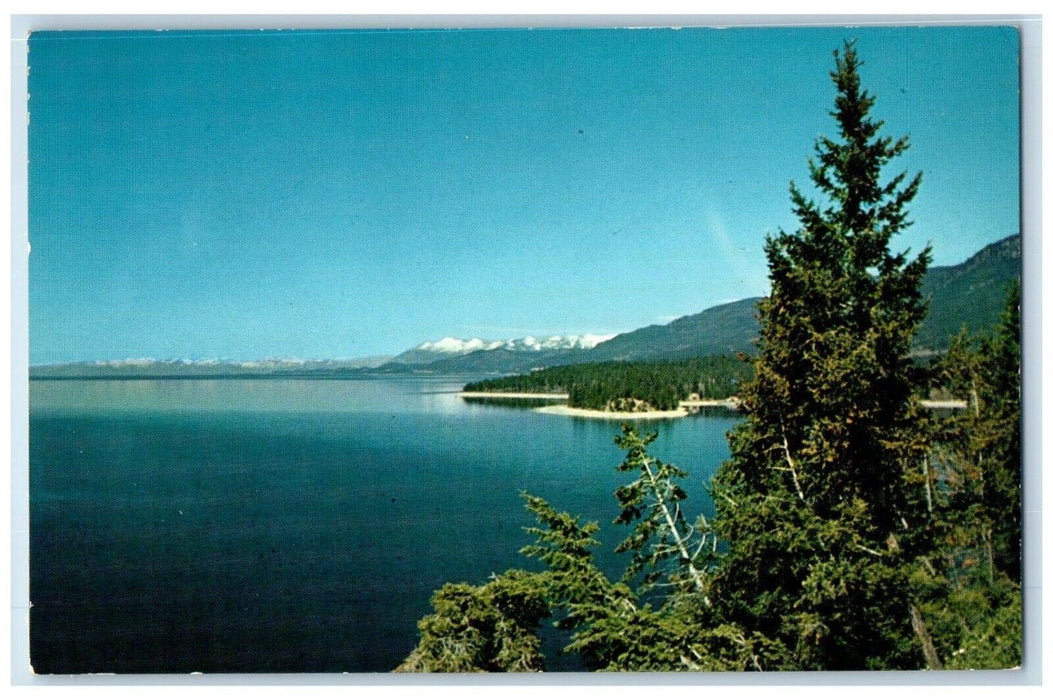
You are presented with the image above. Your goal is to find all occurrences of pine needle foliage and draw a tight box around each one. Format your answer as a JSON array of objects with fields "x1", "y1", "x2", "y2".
[{"x1": 394, "y1": 569, "x2": 549, "y2": 672}]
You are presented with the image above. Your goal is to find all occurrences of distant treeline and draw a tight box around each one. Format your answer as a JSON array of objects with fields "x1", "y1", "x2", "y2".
[{"x1": 463, "y1": 356, "x2": 753, "y2": 410}]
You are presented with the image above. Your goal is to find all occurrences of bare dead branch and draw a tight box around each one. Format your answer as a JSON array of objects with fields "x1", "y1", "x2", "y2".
[
  {"x1": 779, "y1": 421, "x2": 808, "y2": 503},
  {"x1": 641, "y1": 456, "x2": 707, "y2": 596}
]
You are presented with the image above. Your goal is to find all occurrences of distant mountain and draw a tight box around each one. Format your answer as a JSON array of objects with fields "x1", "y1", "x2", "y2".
[
  {"x1": 421, "y1": 347, "x2": 595, "y2": 374},
  {"x1": 406, "y1": 234, "x2": 1019, "y2": 374},
  {"x1": 586, "y1": 298, "x2": 762, "y2": 362},
  {"x1": 388, "y1": 300, "x2": 762, "y2": 376},
  {"x1": 385, "y1": 334, "x2": 616, "y2": 367}
]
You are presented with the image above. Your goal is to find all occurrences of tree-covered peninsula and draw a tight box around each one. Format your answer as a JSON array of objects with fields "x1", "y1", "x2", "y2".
[{"x1": 463, "y1": 355, "x2": 752, "y2": 411}]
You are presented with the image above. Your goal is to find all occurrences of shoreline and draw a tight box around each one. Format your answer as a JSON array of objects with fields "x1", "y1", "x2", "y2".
[
  {"x1": 534, "y1": 404, "x2": 688, "y2": 420},
  {"x1": 464, "y1": 394, "x2": 967, "y2": 419}
]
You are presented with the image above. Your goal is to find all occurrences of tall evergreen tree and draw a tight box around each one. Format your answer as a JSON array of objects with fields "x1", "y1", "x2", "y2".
[{"x1": 707, "y1": 41, "x2": 935, "y2": 669}]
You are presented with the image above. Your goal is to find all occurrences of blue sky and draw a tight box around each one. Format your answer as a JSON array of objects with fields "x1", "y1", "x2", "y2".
[{"x1": 28, "y1": 26, "x2": 1020, "y2": 364}]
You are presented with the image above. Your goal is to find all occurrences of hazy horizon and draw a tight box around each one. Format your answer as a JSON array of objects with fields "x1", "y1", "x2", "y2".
[{"x1": 28, "y1": 26, "x2": 1020, "y2": 364}]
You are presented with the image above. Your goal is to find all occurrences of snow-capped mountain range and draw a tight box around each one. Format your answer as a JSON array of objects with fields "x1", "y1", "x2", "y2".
[
  {"x1": 388, "y1": 334, "x2": 616, "y2": 365},
  {"x1": 30, "y1": 335, "x2": 617, "y2": 376}
]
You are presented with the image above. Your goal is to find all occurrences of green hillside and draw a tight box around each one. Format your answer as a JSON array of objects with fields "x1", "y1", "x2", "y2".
[
  {"x1": 587, "y1": 298, "x2": 761, "y2": 362},
  {"x1": 914, "y1": 234, "x2": 1021, "y2": 351}
]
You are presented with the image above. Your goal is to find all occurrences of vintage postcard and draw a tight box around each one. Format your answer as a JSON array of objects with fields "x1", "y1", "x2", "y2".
[{"x1": 25, "y1": 23, "x2": 1024, "y2": 675}]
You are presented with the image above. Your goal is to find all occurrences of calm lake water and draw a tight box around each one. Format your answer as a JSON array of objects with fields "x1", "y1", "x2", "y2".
[{"x1": 29, "y1": 377, "x2": 738, "y2": 673}]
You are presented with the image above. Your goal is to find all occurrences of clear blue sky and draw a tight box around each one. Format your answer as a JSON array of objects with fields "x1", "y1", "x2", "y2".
[{"x1": 28, "y1": 26, "x2": 1020, "y2": 364}]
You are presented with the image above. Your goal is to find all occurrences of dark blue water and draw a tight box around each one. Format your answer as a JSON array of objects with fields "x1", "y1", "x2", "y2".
[{"x1": 29, "y1": 377, "x2": 737, "y2": 673}]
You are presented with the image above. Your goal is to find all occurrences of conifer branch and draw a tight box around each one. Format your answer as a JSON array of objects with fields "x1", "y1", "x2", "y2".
[{"x1": 639, "y1": 455, "x2": 707, "y2": 595}]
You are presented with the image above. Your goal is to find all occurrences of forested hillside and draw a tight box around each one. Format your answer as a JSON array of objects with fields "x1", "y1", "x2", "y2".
[
  {"x1": 914, "y1": 234, "x2": 1021, "y2": 351},
  {"x1": 586, "y1": 298, "x2": 762, "y2": 362}
]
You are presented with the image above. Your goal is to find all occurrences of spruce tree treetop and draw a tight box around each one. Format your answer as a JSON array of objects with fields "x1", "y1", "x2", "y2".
[
  {"x1": 800, "y1": 42, "x2": 921, "y2": 250},
  {"x1": 709, "y1": 40, "x2": 934, "y2": 670}
]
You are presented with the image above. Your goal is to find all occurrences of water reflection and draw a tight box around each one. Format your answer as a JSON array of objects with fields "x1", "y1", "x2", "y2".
[{"x1": 30, "y1": 376, "x2": 472, "y2": 415}]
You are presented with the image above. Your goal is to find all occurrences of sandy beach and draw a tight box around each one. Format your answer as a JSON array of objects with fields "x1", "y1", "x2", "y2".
[{"x1": 534, "y1": 404, "x2": 689, "y2": 420}]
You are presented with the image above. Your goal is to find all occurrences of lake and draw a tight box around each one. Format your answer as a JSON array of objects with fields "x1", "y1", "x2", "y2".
[{"x1": 29, "y1": 376, "x2": 738, "y2": 673}]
